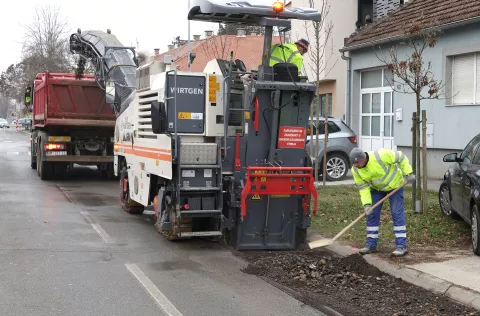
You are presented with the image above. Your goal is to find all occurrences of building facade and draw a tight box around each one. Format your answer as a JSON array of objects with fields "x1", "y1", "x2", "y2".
[
  {"x1": 341, "y1": 0, "x2": 480, "y2": 179},
  {"x1": 292, "y1": 0, "x2": 410, "y2": 119}
]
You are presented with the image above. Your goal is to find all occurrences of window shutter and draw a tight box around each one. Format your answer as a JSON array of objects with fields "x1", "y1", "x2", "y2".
[{"x1": 453, "y1": 53, "x2": 475, "y2": 104}]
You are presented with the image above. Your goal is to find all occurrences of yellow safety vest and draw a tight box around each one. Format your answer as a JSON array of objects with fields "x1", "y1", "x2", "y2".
[
  {"x1": 268, "y1": 43, "x2": 303, "y2": 71},
  {"x1": 351, "y1": 148, "x2": 413, "y2": 206}
]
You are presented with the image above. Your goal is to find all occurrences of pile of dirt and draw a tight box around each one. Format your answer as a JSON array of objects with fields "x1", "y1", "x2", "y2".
[{"x1": 237, "y1": 250, "x2": 478, "y2": 316}]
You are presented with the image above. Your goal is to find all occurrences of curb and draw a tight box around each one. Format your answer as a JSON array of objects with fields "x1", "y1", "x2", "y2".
[{"x1": 307, "y1": 233, "x2": 480, "y2": 311}]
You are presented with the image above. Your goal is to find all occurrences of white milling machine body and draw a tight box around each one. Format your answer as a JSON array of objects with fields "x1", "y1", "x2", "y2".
[{"x1": 69, "y1": 0, "x2": 322, "y2": 248}]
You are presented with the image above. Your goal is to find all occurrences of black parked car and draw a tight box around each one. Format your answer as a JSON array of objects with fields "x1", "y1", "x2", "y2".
[{"x1": 439, "y1": 133, "x2": 480, "y2": 256}]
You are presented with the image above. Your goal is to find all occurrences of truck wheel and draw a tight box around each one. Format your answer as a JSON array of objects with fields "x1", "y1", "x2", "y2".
[
  {"x1": 101, "y1": 163, "x2": 117, "y2": 180},
  {"x1": 30, "y1": 154, "x2": 37, "y2": 169},
  {"x1": 119, "y1": 168, "x2": 143, "y2": 214},
  {"x1": 38, "y1": 141, "x2": 54, "y2": 180},
  {"x1": 30, "y1": 135, "x2": 37, "y2": 169}
]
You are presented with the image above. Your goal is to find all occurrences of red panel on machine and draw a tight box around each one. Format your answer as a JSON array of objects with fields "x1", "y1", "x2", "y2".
[{"x1": 277, "y1": 126, "x2": 306, "y2": 149}]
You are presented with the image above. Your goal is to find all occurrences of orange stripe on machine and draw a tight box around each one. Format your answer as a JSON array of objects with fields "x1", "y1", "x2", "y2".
[{"x1": 114, "y1": 143, "x2": 172, "y2": 162}]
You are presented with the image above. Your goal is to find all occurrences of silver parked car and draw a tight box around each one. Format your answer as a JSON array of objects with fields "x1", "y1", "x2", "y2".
[
  {"x1": 0, "y1": 118, "x2": 9, "y2": 128},
  {"x1": 306, "y1": 117, "x2": 358, "y2": 181}
]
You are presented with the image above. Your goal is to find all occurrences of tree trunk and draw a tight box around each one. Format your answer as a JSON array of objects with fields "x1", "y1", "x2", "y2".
[
  {"x1": 412, "y1": 112, "x2": 417, "y2": 212},
  {"x1": 323, "y1": 94, "x2": 329, "y2": 186},
  {"x1": 309, "y1": 99, "x2": 314, "y2": 158},
  {"x1": 422, "y1": 110, "x2": 428, "y2": 212},
  {"x1": 415, "y1": 95, "x2": 422, "y2": 213},
  {"x1": 314, "y1": 96, "x2": 320, "y2": 182}
]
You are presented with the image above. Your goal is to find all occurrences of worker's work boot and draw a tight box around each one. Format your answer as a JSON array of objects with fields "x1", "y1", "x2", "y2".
[
  {"x1": 358, "y1": 246, "x2": 378, "y2": 255},
  {"x1": 391, "y1": 248, "x2": 408, "y2": 257}
]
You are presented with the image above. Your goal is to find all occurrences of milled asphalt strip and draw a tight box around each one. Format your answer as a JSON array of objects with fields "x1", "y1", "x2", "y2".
[
  {"x1": 80, "y1": 211, "x2": 115, "y2": 244},
  {"x1": 307, "y1": 232, "x2": 480, "y2": 311},
  {"x1": 125, "y1": 264, "x2": 184, "y2": 316}
]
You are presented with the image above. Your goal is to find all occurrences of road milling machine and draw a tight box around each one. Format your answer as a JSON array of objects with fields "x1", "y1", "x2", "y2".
[{"x1": 69, "y1": 0, "x2": 320, "y2": 250}]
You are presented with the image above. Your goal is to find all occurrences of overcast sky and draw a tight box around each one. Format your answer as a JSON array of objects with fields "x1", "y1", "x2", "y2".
[{"x1": 0, "y1": 0, "x2": 216, "y2": 71}]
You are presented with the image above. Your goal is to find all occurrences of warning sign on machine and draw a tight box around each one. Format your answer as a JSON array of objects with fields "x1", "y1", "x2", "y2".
[
  {"x1": 251, "y1": 194, "x2": 262, "y2": 200},
  {"x1": 277, "y1": 126, "x2": 306, "y2": 149}
]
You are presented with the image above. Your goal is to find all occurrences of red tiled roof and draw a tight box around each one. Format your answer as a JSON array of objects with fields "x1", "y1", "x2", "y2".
[
  {"x1": 156, "y1": 35, "x2": 282, "y2": 72},
  {"x1": 343, "y1": 0, "x2": 480, "y2": 50}
]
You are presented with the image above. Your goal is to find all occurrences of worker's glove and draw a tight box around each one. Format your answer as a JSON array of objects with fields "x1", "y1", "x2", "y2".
[
  {"x1": 407, "y1": 173, "x2": 416, "y2": 184},
  {"x1": 363, "y1": 204, "x2": 371, "y2": 215}
]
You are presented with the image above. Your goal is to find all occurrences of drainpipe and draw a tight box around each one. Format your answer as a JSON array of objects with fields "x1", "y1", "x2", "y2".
[{"x1": 341, "y1": 51, "x2": 351, "y2": 126}]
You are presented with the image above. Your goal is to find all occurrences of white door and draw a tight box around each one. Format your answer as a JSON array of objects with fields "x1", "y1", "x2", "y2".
[{"x1": 360, "y1": 90, "x2": 394, "y2": 151}]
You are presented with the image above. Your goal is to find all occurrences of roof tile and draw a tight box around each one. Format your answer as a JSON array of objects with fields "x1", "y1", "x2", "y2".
[
  {"x1": 344, "y1": 0, "x2": 480, "y2": 49},
  {"x1": 156, "y1": 35, "x2": 282, "y2": 72}
]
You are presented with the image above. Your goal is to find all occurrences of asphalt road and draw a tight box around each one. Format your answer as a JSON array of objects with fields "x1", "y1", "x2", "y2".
[{"x1": 0, "y1": 128, "x2": 329, "y2": 316}]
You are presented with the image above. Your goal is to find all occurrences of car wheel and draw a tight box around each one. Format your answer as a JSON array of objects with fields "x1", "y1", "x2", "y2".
[
  {"x1": 471, "y1": 204, "x2": 480, "y2": 256},
  {"x1": 438, "y1": 180, "x2": 460, "y2": 219},
  {"x1": 325, "y1": 154, "x2": 348, "y2": 181}
]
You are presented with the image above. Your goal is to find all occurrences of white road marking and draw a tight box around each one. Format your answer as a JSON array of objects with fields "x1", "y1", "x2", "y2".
[
  {"x1": 6, "y1": 152, "x2": 19, "y2": 155},
  {"x1": 80, "y1": 211, "x2": 114, "y2": 244},
  {"x1": 125, "y1": 264, "x2": 184, "y2": 316}
]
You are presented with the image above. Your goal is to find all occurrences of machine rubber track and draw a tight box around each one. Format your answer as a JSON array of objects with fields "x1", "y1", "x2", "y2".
[{"x1": 154, "y1": 208, "x2": 192, "y2": 241}]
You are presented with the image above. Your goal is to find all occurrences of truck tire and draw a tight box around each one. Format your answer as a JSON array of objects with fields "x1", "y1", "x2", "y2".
[
  {"x1": 101, "y1": 163, "x2": 117, "y2": 180},
  {"x1": 37, "y1": 140, "x2": 54, "y2": 180},
  {"x1": 30, "y1": 134, "x2": 37, "y2": 169},
  {"x1": 30, "y1": 153, "x2": 37, "y2": 170}
]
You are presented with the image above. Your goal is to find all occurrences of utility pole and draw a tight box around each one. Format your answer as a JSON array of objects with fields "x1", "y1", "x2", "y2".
[{"x1": 188, "y1": 0, "x2": 191, "y2": 72}]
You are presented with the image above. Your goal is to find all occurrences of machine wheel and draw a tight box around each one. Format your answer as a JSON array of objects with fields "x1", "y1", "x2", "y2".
[
  {"x1": 324, "y1": 153, "x2": 348, "y2": 181},
  {"x1": 438, "y1": 180, "x2": 460, "y2": 219},
  {"x1": 119, "y1": 166, "x2": 144, "y2": 214}
]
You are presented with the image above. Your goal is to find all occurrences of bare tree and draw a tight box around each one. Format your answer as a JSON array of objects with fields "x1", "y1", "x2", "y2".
[
  {"x1": 201, "y1": 34, "x2": 240, "y2": 61},
  {"x1": 374, "y1": 21, "x2": 449, "y2": 213},
  {"x1": 21, "y1": 5, "x2": 72, "y2": 81},
  {"x1": 302, "y1": 0, "x2": 336, "y2": 184},
  {"x1": 0, "y1": 64, "x2": 25, "y2": 103}
]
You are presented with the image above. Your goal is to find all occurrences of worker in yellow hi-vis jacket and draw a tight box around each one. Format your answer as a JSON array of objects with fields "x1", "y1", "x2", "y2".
[
  {"x1": 267, "y1": 39, "x2": 309, "y2": 72},
  {"x1": 349, "y1": 147, "x2": 416, "y2": 257}
]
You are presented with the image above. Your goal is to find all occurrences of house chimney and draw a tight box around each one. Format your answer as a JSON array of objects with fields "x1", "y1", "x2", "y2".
[
  {"x1": 205, "y1": 30, "x2": 213, "y2": 38},
  {"x1": 237, "y1": 28, "x2": 246, "y2": 37},
  {"x1": 168, "y1": 44, "x2": 174, "y2": 50},
  {"x1": 154, "y1": 48, "x2": 159, "y2": 56},
  {"x1": 193, "y1": 34, "x2": 201, "y2": 41}
]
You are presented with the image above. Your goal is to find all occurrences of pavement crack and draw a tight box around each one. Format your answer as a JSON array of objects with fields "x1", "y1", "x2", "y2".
[{"x1": 443, "y1": 283, "x2": 453, "y2": 295}]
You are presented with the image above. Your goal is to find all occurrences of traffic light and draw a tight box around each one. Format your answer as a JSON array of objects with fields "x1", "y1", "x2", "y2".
[{"x1": 25, "y1": 86, "x2": 32, "y2": 106}]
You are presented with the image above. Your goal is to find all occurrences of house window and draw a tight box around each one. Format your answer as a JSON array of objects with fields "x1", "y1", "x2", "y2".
[
  {"x1": 311, "y1": 93, "x2": 333, "y2": 117},
  {"x1": 452, "y1": 52, "x2": 480, "y2": 105}
]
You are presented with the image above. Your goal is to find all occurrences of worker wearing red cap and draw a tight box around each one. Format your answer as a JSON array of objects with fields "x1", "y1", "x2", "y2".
[{"x1": 268, "y1": 39, "x2": 309, "y2": 72}]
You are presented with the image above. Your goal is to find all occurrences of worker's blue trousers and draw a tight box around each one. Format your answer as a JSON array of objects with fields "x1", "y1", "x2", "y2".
[{"x1": 366, "y1": 187, "x2": 407, "y2": 249}]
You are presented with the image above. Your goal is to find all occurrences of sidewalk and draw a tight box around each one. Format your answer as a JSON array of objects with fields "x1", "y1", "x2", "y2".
[{"x1": 307, "y1": 233, "x2": 480, "y2": 311}]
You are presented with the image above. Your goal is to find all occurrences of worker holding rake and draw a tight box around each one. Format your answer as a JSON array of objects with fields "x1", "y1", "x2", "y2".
[{"x1": 349, "y1": 147, "x2": 416, "y2": 257}]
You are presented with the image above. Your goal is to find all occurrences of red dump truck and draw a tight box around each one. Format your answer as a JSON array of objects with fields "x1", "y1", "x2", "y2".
[{"x1": 28, "y1": 73, "x2": 116, "y2": 180}]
